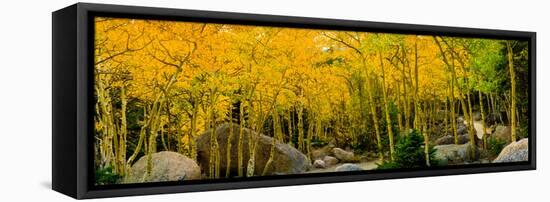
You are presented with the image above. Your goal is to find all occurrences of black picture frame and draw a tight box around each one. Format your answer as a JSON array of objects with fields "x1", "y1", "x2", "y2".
[{"x1": 52, "y1": 3, "x2": 536, "y2": 199}]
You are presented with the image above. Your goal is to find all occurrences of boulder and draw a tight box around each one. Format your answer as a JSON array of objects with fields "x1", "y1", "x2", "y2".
[
  {"x1": 454, "y1": 117, "x2": 468, "y2": 135},
  {"x1": 434, "y1": 143, "x2": 478, "y2": 164},
  {"x1": 311, "y1": 145, "x2": 333, "y2": 160},
  {"x1": 332, "y1": 148, "x2": 357, "y2": 163},
  {"x1": 196, "y1": 123, "x2": 311, "y2": 177},
  {"x1": 493, "y1": 126, "x2": 512, "y2": 143},
  {"x1": 323, "y1": 156, "x2": 339, "y2": 166},
  {"x1": 434, "y1": 135, "x2": 452, "y2": 145},
  {"x1": 125, "y1": 151, "x2": 201, "y2": 183},
  {"x1": 313, "y1": 160, "x2": 326, "y2": 168},
  {"x1": 434, "y1": 134, "x2": 470, "y2": 145},
  {"x1": 457, "y1": 123, "x2": 468, "y2": 135},
  {"x1": 334, "y1": 163, "x2": 363, "y2": 172},
  {"x1": 493, "y1": 138, "x2": 529, "y2": 163}
]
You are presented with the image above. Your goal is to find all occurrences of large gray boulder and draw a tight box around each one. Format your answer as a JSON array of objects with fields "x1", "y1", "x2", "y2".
[
  {"x1": 434, "y1": 143, "x2": 477, "y2": 164},
  {"x1": 125, "y1": 151, "x2": 201, "y2": 183},
  {"x1": 334, "y1": 163, "x2": 363, "y2": 172},
  {"x1": 493, "y1": 138, "x2": 529, "y2": 163},
  {"x1": 196, "y1": 123, "x2": 311, "y2": 177}
]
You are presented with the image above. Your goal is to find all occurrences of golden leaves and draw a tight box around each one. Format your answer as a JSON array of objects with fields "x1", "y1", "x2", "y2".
[{"x1": 94, "y1": 17, "x2": 503, "y2": 125}]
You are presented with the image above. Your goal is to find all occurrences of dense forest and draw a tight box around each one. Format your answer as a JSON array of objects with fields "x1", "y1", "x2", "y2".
[{"x1": 93, "y1": 18, "x2": 530, "y2": 185}]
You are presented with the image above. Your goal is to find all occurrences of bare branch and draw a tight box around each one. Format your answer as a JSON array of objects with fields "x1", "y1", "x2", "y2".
[{"x1": 322, "y1": 32, "x2": 363, "y2": 55}]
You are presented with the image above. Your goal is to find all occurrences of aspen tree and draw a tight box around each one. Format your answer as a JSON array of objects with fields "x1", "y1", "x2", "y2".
[
  {"x1": 379, "y1": 52, "x2": 395, "y2": 161},
  {"x1": 479, "y1": 90, "x2": 488, "y2": 149},
  {"x1": 507, "y1": 41, "x2": 517, "y2": 142}
]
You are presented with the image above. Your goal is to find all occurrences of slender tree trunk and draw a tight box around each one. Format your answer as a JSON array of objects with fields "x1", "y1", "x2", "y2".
[
  {"x1": 176, "y1": 122, "x2": 183, "y2": 153},
  {"x1": 160, "y1": 124, "x2": 168, "y2": 151},
  {"x1": 485, "y1": 93, "x2": 494, "y2": 115},
  {"x1": 146, "y1": 104, "x2": 162, "y2": 178},
  {"x1": 396, "y1": 86, "x2": 404, "y2": 133},
  {"x1": 413, "y1": 40, "x2": 420, "y2": 131},
  {"x1": 504, "y1": 94, "x2": 511, "y2": 124},
  {"x1": 496, "y1": 93, "x2": 502, "y2": 117},
  {"x1": 189, "y1": 106, "x2": 198, "y2": 161},
  {"x1": 357, "y1": 77, "x2": 369, "y2": 146},
  {"x1": 274, "y1": 110, "x2": 283, "y2": 142},
  {"x1": 459, "y1": 93, "x2": 476, "y2": 158},
  {"x1": 225, "y1": 118, "x2": 234, "y2": 178},
  {"x1": 368, "y1": 79, "x2": 383, "y2": 160},
  {"x1": 467, "y1": 91, "x2": 475, "y2": 142},
  {"x1": 287, "y1": 108, "x2": 293, "y2": 146},
  {"x1": 362, "y1": 57, "x2": 383, "y2": 160},
  {"x1": 297, "y1": 103, "x2": 305, "y2": 152},
  {"x1": 165, "y1": 101, "x2": 171, "y2": 151},
  {"x1": 118, "y1": 86, "x2": 128, "y2": 175},
  {"x1": 127, "y1": 106, "x2": 147, "y2": 167},
  {"x1": 315, "y1": 114, "x2": 322, "y2": 141},
  {"x1": 479, "y1": 90, "x2": 488, "y2": 149},
  {"x1": 422, "y1": 102, "x2": 430, "y2": 167},
  {"x1": 306, "y1": 108, "x2": 314, "y2": 160},
  {"x1": 96, "y1": 77, "x2": 116, "y2": 170},
  {"x1": 246, "y1": 105, "x2": 256, "y2": 177},
  {"x1": 263, "y1": 110, "x2": 282, "y2": 176},
  {"x1": 507, "y1": 42, "x2": 517, "y2": 142},
  {"x1": 401, "y1": 46, "x2": 410, "y2": 132},
  {"x1": 444, "y1": 93, "x2": 448, "y2": 136},
  {"x1": 379, "y1": 52, "x2": 395, "y2": 161},
  {"x1": 237, "y1": 101, "x2": 245, "y2": 177},
  {"x1": 208, "y1": 104, "x2": 220, "y2": 178},
  {"x1": 144, "y1": 98, "x2": 165, "y2": 179}
]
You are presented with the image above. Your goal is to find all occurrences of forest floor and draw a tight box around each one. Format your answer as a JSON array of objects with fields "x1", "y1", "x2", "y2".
[
  {"x1": 308, "y1": 119, "x2": 492, "y2": 174},
  {"x1": 307, "y1": 160, "x2": 382, "y2": 173}
]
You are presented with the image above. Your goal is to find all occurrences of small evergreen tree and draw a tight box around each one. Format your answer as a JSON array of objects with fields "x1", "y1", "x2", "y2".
[
  {"x1": 377, "y1": 130, "x2": 438, "y2": 169},
  {"x1": 95, "y1": 165, "x2": 122, "y2": 185}
]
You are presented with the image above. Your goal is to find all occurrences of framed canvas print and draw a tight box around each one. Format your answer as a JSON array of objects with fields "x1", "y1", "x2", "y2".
[{"x1": 52, "y1": 3, "x2": 536, "y2": 199}]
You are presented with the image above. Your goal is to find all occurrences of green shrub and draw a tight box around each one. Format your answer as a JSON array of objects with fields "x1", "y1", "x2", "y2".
[
  {"x1": 377, "y1": 130, "x2": 438, "y2": 169},
  {"x1": 487, "y1": 137, "x2": 507, "y2": 157},
  {"x1": 95, "y1": 165, "x2": 122, "y2": 185},
  {"x1": 376, "y1": 161, "x2": 400, "y2": 169}
]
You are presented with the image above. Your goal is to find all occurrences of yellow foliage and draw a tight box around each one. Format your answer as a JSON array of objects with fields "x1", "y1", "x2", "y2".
[{"x1": 93, "y1": 17, "x2": 513, "y2": 162}]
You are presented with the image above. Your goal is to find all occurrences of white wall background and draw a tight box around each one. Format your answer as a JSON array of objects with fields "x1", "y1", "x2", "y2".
[{"x1": 0, "y1": 0, "x2": 546, "y2": 201}]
